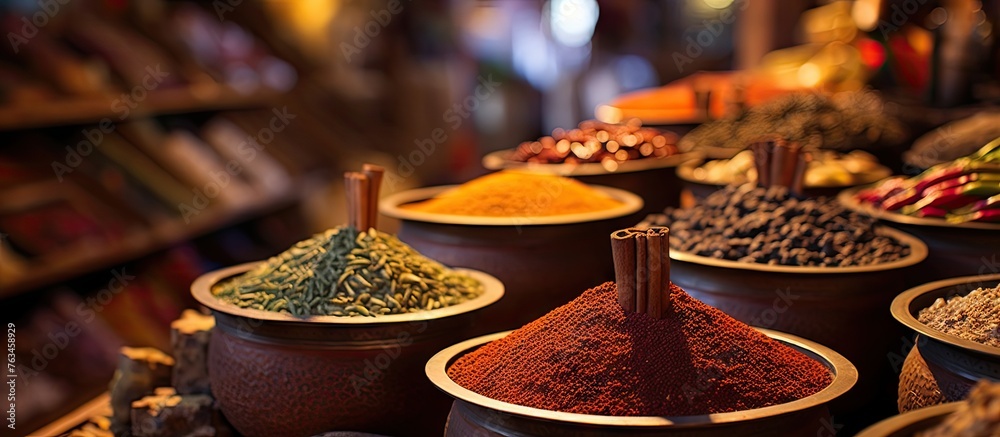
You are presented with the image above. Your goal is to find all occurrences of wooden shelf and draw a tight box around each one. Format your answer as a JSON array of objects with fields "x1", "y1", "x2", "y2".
[
  {"x1": 0, "y1": 85, "x2": 282, "y2": 131},
  {"x1": 0, "y1": 189, "x2": 299, "y2": 299},
  {"x1": 27, "y1": 392, "x2": 110, "y2": 437}
]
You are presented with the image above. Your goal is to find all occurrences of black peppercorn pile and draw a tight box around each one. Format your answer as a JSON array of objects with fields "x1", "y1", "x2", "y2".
[{"x1": 640, "y1": 185, "x2": 911, "y2": 267}]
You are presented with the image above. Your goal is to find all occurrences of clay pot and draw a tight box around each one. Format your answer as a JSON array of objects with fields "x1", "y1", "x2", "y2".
[
  {"x1": 855, "y1": 402, "x2": 959, "y2": 437},
  {"x1": 668, "y1": 228, "x2": 927, "y2": 412},
  {"x1": 838, "y1": 187, "x2": 1000, "y2": 285},
  {"x1": 482, "y1": 151, "x2": 700, "y2": 214},
  {"x1": 191, "y1": 262, "x2": 504, "y2": 437},
  {"x1": 426, "y1": 329, "x2": 857, "y2": 436},
  {"x1": 891, "y1": 273, "x2": 1000, "y2": 412},
  {"x1": 380, "y1": 185, "x2": 642, "y2": 334}
]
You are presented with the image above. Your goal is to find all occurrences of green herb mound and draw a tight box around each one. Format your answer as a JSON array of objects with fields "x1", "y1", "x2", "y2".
[{"x1": 212, "y1": 226, "x2": 484, "y2": 317}]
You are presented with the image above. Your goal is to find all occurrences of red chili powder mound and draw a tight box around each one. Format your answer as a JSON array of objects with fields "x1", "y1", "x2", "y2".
[{"x1": 447, "y1": 282, "x2": 833, "y2": 416}]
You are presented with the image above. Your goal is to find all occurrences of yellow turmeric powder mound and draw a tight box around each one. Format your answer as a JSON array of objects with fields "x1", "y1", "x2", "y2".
[{"x1": 403, "y1": 171, "x2": 623, "y2": 217}]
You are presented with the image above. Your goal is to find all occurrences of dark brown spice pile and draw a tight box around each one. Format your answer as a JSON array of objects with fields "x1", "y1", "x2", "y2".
[
  {"x1": 448, "y1": 282, "x2": 833, "y2": 416},
  {"x1": 510, "y1": 119, "x2": 679, "y2": 165}
]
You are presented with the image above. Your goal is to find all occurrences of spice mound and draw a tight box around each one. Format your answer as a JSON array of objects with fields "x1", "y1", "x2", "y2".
[
  {"x1": 689, "y1": 150, "x2": 885, "y2": 188},
  {"x1": 642, "y1": 184, "x2": 910, "y2": 267},
  {"x1": 402, "y1": 170, "x2": 623, "y2": 217},
  {"x1": 679, "y1": 90, "x2": 904, "y2": 152},
  {"x1": 447, "y1": 282, "x2": 832, "y2": 416},
  {"x1": 918, "y1": 380, "x2": 1000, "y2": 437},
  {"x1": 509, "y1": 119, "x2": 679, "y2": 167},
  {"x1": 212, "y1": 226, "x2": 484, "y2": 317},
  {"x1": 918, "y1": 283, "x2": 1000, "y2": 348}
]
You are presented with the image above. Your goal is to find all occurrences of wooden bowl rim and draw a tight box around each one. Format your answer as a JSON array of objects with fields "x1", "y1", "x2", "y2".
[
  {"x1": 426, "y1": 328, "x2": 857, "y2": 428},
  {"x1": 891, "y1": 273, "x2": 1000, "y2": 358},
  {"x1": 192, "y1": 262, "x2": 505, "y2": 325},
  {"x1": 379, "y1": 184, "x2": 643, "y2": 226},
  {"x1": 670, "y1": 227, "x2": 927, "y2": 274},
  {"x1": 838, "y1": 185, "x2": 1000, "y2": 231},
  {"x1": 854, "y1": 402, "x2": 961, "y2": 437}
]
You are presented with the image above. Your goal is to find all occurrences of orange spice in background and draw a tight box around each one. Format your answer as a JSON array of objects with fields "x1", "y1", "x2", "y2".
[{"x1": 402, "y1": 171, "x2": 623, "y2": 217}]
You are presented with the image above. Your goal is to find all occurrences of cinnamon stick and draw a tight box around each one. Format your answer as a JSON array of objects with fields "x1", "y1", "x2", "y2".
[
  {"x1": 750, "y1": 140, "x2": 772, "y2": 187},
  {"x1": 344, "y1": 172, "x2": 370, "y2": 230},
  {"x1": 635, "y1": 232, "x2": 648, "y2": 314},
  {"x1": 362, "y1": 164, "x2": 384, "y2": 230},
  {"x1": 769, "y1": 140, "x2": 792, "y2": 188},
  {"x1": 751, "y1": 137, "x2": 806, "y2": 190},
  {"x1": 647, "y1": 232, "x2": 663, "y2": 317},
  {"x1": 791, "y1": 151, "x2": 812, "y2": 197},
  {"x1": 345, "y1": 173, "x2": 358, "y2": 229},
  {"x1": 610, "y1": 227, "x2": 671, "y2": 319},
  {"x1": 611, "y1": 229, "x2": 637, "y2": 312}
]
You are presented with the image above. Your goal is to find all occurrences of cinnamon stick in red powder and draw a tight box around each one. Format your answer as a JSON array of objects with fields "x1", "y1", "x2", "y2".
[
  {"x1": 610, "y1": 230, "x2": 636, "y2": 312},
  {"x1": 611, "y1": 227, "x2": 670, "y2": 318},
  {"x1": 635, "y1": 232, "x2": 647, "y2": 313},
  {"x1": 447, "y1": 282, "x2": 833, "y2": 416}
]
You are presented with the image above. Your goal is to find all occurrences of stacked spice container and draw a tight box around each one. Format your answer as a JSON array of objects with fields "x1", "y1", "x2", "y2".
[
  {"x1": 189, "y1": 165, "x2": 506, "y2": 437},
  {"x1": 890, "y1": 273, "x2": 1000, "y2": 413},
  {"x1": 640, "y1": 139, "x2": 927, "y2": 420},
  {"x1": 426, "y1": 226, "x2": 857, "y2": 436}
]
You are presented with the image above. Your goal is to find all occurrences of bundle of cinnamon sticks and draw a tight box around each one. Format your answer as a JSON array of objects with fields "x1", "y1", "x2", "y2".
[
  {"x1": 611, "y1": 227, "x2": 671, "y2": 319},
  {"x1": 345, "y1": 164, "x2": 385, "y2": 230},
  {"x1": 750, "y1": 137, "x2": 812, "y2": 196}
]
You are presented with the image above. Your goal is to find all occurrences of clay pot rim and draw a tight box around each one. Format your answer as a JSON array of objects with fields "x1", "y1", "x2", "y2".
[
  {"x1": 854, "y1": 402, "x2": 960, "y2": 437},
  {"x1": 425, "y1": 328, "x2": 858, "y2": 428},
  {"x1": 891, "y1": 273, "x2": 1000, "y2": 358},
  {"x1": 676, "y1": 158, "x2": 892, "y2": 189},
  {"x1": 670, "y1": 227, "x2": 927, "y2": 274},
  {"x1": 379, "y1": 184, "x2": 643, "y2": 226},
  {"x1": 839, "y1": 185, "x2": 1000, "y2": 231},
  {"x1": 481, "y1": 149, "x2": 704, "y2": 176},
  {"x1": 191, "y1": 262, "x2": 505, "y2": 325}
]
